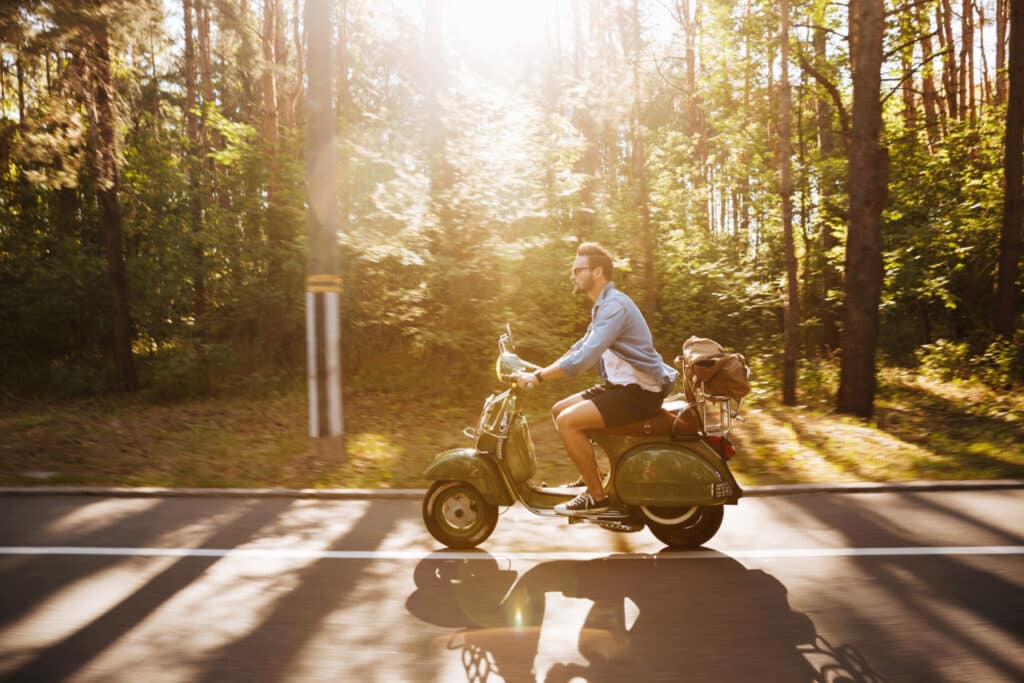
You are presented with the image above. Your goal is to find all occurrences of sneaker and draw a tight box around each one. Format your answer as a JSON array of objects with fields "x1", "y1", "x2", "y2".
[
  {"x1": 562, "y1": 476, "x2": 586, "y2": 488},
  {"x1": 554, "y1": 491, "x2": 610, "y2": 516}
]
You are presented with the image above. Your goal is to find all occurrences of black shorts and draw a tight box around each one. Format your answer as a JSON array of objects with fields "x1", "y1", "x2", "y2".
[{"x1": 581, "y1": 383, "x2": 665, "y2": 428}]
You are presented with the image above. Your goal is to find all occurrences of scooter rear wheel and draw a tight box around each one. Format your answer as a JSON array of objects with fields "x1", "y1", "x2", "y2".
[
  {"x1": 423, "y1": 481, "x2": 499, "y2": 549},
  {"x1": 641, "y1": 504, "x2": 724, "y2": 549}
]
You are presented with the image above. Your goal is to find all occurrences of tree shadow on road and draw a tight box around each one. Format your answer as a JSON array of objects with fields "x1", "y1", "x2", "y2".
[
  {"x1": 191, "y1": 500, "x2": 416, "y2": 682},
  {"x1": 2, "y1": 498, "x2": 294, "y2": 683},
  {"x1": 0, "y1": 496, "x2": 241, "y2": 635},
  {"x1": 406, "y1": 550, "x2": 885, "y2": 682},
  {"x1": 780, "y1": 493, "x2": 1024, "y2": 682}
]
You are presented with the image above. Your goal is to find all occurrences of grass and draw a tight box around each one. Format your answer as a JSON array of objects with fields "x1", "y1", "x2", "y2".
[{"x1": 1, "y1": 369, "x2": 1021, "y2": 489}]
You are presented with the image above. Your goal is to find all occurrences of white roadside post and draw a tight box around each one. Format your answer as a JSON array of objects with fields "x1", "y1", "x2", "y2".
[{"x1": 305, "y1": 276, "x2": 342, "y2": 438}]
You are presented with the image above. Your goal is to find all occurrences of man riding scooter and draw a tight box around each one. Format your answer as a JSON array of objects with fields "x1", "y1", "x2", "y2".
[{"x1": 514, "y1": 242, "x2": 678, "y2": 516}]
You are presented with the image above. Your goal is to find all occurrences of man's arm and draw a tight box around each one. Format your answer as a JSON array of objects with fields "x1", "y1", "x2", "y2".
[
  {"x1": 514, "y1": 355, "x2": 570, "y2": 390},
  {"x1": 556, "y1": 303, "x2": 627, "y2": 378}
]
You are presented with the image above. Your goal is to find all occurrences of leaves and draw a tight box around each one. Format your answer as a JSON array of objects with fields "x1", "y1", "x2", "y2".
[{"x1": 0, "y1": 0, "x2": 1019, "y2": 397}]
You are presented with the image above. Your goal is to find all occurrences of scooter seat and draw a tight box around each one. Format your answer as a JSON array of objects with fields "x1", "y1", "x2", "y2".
[{"x1": 600, "y1": 399, "x2": 702, "y2": 438}]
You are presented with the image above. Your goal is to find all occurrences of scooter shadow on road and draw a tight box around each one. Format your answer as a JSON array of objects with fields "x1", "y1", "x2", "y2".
[{"x1": 406, "y1": 549, "x2": 886, "y2": 683}]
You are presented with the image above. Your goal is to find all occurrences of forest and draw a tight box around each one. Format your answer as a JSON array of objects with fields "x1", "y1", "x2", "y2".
[{"x1": 0, "y1": 0, "x2": 1021, "y2": 423}]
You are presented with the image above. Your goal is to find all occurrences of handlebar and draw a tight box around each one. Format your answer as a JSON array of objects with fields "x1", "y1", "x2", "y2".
[
  {"x1": 499, "y1": 361, "x2": 541, "y2": 388},
  {"x1": 498, "y1": 324, "x2": 543, "y2": 389}
]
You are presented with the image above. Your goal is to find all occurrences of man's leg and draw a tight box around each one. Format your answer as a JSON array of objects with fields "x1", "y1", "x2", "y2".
[
  {"x1": 552, "y1": 392, "x2": 596, "y2": 488},
  {"x1": 551, "y1": 391, "x2": 587, "y2": 423},
  {"x1": 553, "y1": 400, "x2": 607, "y2": 501}
]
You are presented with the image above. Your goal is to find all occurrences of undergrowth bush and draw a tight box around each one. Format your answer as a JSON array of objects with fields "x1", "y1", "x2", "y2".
[
  {"x1": 916, "y1": 335, "x2": 1022, "y2": 388},
  {"x1": 974, "y1": 337, "x2": 1022, "y2": 388},
  {"x1": 798, "y1": 352, "x2": 841, "y2": 401},
  {"x1": 915, "y1": 339, "x2": 972, "y2": 381}
]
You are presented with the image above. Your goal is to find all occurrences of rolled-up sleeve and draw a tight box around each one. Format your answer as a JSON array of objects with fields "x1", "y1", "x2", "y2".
[{"x1": 558, "y1": 302, "x2": 627, "y2": 377}]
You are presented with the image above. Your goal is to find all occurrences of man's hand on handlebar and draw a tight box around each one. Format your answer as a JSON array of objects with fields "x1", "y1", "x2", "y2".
[{"x1": 513, "y1": 371, "x2": 538, "y2": 391}]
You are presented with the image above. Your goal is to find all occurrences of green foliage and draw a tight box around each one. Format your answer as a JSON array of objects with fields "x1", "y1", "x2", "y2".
[
  {"x1": 655, "y1": 232, "x2": 780, "y2": 356},
  {"x1": 0, "y1": 0, "x2": 1019, "y2": 410},
  {"x1": 915, "y1": 334, "x2": 1021, "y2": 389},
  {"x1": 974, "y1": 336, "x2": 1024, "y2": 388},
  {"x1": 882, "y1": 113, "x2": 1008, "y2": 361},
  {"x1": 915, "y1": 339, "x2": 973, "y2": 382}
]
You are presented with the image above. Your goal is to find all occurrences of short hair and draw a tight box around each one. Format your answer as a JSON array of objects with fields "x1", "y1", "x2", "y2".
[{"x1": 577, "y1": 242, "x2": 614, "y2": 280}]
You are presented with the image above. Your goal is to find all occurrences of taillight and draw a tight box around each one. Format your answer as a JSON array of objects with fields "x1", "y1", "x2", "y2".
[{"x1": 706, "y1": 435, "x2": 735, "y2": 459}]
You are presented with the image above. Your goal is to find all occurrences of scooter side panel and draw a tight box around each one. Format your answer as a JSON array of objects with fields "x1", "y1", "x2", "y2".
[
  {"x1": 505, "y1": 415, "x2": 538, "y2": 483},
  {"x1": 424, "y1": 448, "x2": 515, "y2": 506},
  {"x1": 615, "y1": 442, "x2": 726, "y2": 506}
]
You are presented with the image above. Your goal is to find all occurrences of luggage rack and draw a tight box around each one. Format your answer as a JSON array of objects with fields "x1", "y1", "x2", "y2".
[{"x1": 693, "y1": 387, "x2": 743, "y2": 437}]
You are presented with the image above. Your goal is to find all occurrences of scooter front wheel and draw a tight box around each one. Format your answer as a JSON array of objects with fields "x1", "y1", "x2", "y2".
[
  {"x1": 423, "y1": 481, "x2": 499, "y2": 549},
  {"x1": 641, "y1": 504, "x2": 724, "y2": 549}
]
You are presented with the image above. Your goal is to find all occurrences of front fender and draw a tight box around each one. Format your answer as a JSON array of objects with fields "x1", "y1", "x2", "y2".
[{"x1": 424, "y1": 448, "x2": 514, "y2": 506}]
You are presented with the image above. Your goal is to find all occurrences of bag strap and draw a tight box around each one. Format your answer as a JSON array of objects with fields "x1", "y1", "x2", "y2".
[{"x1": 669, "y1": 402, "x2": 702, "y2": 439}]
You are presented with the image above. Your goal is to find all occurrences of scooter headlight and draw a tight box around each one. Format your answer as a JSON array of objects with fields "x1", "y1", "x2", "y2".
[{"x1": 495, "y1": 352, "x2": 524, "y2": 382}]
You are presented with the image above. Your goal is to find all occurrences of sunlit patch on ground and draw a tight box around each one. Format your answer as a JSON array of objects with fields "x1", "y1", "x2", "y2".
[{"x1": 315, "y1": 432, "x2": 401, "y2": 488}]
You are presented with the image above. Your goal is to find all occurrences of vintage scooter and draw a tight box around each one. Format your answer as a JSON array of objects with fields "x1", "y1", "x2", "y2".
[{"x1": 421, "y1": 324, "x2": 744, "y2": 549}]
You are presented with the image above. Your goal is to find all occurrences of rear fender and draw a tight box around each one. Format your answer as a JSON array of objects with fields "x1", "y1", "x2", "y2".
[{"x1": 424, "y1": 448, "x2": 514, "y2": 506}]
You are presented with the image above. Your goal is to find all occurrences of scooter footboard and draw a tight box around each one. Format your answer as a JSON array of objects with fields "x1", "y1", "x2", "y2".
[{"x1": 615, "y1": 442, "x2": 737, "y2": 507}]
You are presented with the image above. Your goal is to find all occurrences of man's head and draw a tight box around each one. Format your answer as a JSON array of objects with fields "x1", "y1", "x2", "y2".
[{"x1": 571, "y1": 242, "x2": 614, "y2": 299}]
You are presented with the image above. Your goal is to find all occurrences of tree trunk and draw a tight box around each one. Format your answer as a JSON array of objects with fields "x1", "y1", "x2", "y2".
[
  {"x1": 918, "y1": 4, "x2": 942, "y2": 144},
  {"x1": 780, "y1": 0, "x2": 799, "y2": 405},
  {"x1": 337, "y1": 0, "x2": 352, "y2": 119},
  {"x1": 676, "y1": 0, "x2": 700, "y2": 135},
  {"x1": 274, "y1": 0, "x2": 290, "y2": 129},
  {"x1": 994, "y1": 0, "x2": 1023, "y2": 338},
  {"x1": 797, "y1": 75, "x2": 813, "y2": 346},
  {"x1": 572, "y1": 0, "x2": 597, "y2": 239},
  {"x1": 424, "y1": 0, "x2": 451, "y2": 200},
  {"x1": 261, "y1": 0, "x2": 283, "y2": 278},
  {"x1": 900, "y1": 45, "x2": 916, "y2": 132},
  {"x1": 997, "y1": 0, "x2": 1009, "y2": 105},
  {"x1": 939, "y1": 0, "x2": 958, "y2": 119},
  {"x1": 738, "y1": 6, "x2": 752, "y2": 260},
  {"x1": 183, "y1": 0, "x2": 205, "y2": 318},
  {"x1": 237, "y1": 0, "x2": 257, "y2": 126},
  {"x1": 337, "y1": 0, "x2": 352, "y2": 235},
  {"x1": 961, "y1": 0, "x2": 974, "y2": 121},
  {"x1": 88, "y1": 9, "x2": 138, "y2": 391},
  {"x1": 15, "y1": 53, "x2": 25, "y2": 125},
  {"x1": 815, "y1": 27, "x2": 841, "y2": 353},
  {"x1": 837, "y1": 0, "x2": 887, "y2": 418},
  {"x1": 631, "y1": 0, "x2": 656, "y2": 316},
  {"x1": 978, "y1": 3, "x2": 992, "y2": 108},
  {"x1": 197, "y1": 0, "x2": 214, "y2": 175},
  {"x1": 572, "y1": 0, "x2": 583, "y2": 79},
  {"x1": 290, "y1": 0, "x2": 303, "y2": 126}
]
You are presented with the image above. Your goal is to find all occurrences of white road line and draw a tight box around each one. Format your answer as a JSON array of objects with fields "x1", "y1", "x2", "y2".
[{"x1": 0, "y1": 546, "x2": 1022, "y2": 562}]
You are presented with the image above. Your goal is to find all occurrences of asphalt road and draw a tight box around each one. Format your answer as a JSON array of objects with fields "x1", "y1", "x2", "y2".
[{"x1": 0, "y1": 490, "x2": 1021, "y2": 682}]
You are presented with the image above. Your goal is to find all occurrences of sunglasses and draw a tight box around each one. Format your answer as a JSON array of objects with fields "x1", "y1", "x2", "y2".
[{"x1": 571, "y1": 266, "x2": 594, "y2": 277}]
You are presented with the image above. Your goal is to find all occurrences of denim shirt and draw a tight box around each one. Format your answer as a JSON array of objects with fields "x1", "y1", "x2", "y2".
[{"x1": 557, "y1": 282, "x2": 678, "y2": 395}]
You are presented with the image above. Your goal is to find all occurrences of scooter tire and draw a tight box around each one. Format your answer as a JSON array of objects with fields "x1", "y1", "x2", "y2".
[
  {"x1": 423, "y1": 481, "x2": 499, "y2": 549},
  {"x1": 642, "y1": 504, "x2": 724, "y2": 549}
]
